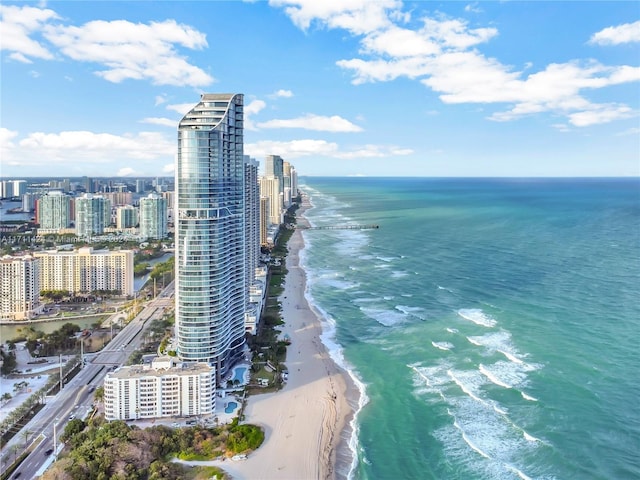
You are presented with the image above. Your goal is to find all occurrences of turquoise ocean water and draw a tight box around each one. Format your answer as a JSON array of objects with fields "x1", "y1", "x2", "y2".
[{"x1": 298, "y1": 178, "x2": 639, "y2": 480}]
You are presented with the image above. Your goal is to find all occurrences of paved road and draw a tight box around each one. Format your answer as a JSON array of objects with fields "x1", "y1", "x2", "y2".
[{"x1": 0, "y1": 282, "x2": 175, "y2": 480}]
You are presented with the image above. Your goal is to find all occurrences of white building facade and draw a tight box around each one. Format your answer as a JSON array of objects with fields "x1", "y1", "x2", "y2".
[
  {"x1": 0, "y1": 255, "x2": 43, "y2": 320},
  {"x1": 75, "y1": 193, "x2": 110, "y2": 237},
  {"x1": 139, "y1": 193, "x2": 167, "y2": 240},
  {"x1": 103, "y1": 357, "x2": 215, "y2": 421},
  {"x1": 34, "y1": 247, "x2": 134, "y2": 296},
  {"x1": 38, "y1": 191, "x2": 71, "y2": 230}
]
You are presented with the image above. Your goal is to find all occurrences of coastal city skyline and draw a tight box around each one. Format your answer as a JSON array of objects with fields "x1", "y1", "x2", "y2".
[{"x1": 2, "y1": 1, "x2": 639, "y2": 178}]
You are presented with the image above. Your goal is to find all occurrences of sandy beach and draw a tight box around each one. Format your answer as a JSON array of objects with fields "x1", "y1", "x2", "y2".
[{"x1": 215, "y1": 202, "x2": 359, "y2": 480}]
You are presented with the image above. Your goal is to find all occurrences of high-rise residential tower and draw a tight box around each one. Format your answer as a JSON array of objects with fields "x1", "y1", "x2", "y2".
[
  {"x1": 75, "y1": 193, "x2": 110, "y2": 237},
  {"x1": 38, "y1": 191, "x2": 71, "y2": 230},
  {"x1": 139, "y1": 193, "x2": 167, "y2": 239},
  {"x1": 175, "y1": 93, "x2": 246, "y2": 382}
]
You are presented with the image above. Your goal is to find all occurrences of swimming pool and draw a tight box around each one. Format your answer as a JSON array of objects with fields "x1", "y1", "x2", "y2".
[
  {"x1": 225, "y1": 401, "x2": 237, "y2": 414},
  {"x1": 232, "y1": 367, "x2": 246, "y2": 383}
]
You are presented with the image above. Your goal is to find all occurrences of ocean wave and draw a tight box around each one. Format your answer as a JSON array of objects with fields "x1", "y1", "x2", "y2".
[
  {"x1": 479, "y1": 364, "x2": 514, "y2": 389},
  {"x1": 521, "y1": 392, "x2": 538, "y2": 402},
  {"x1": 446, "y1": 327, "x2": 459, "y2": 334},
  {"x1": 467, "y1": 336, "x2": 483, "y2": 346},
  {"x1": 360, "y1": 306, "x2": 407, "y2": 326},
  {"x1": 432, "y1": 341, "x2": 455, "y2": 351},
  {"x1": 458, "y1": 308, "x2": 497, "y2": 327},
  {"x1": 453, "y1": 419, "x2": 492, "y2": 459},
  {"x1": 498, "y1": 349, "x2": 524, "y2": 365},
  {"x1": 391, "y1": 270, "x2": 409, "y2": 278}
]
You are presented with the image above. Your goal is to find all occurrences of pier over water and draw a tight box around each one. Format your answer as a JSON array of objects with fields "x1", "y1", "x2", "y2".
[{"x1": 296, "y1": 224, "x2": 379, "y2": 230}]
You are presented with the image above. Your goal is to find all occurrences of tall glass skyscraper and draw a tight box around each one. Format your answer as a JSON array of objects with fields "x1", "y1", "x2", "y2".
[{"x1": 175, "y1": 93, "x2": 246, "y2": 382}]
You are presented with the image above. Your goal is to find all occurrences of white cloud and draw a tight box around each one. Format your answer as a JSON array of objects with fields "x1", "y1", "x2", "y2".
[
  {"x1": 256, "y1": 114, "x2": 363, "y2": 132},
  {"x1": 167, "y1": 103, "x2": 198, "y2": 116},
  {"x1": 246, "y1": 139, "x2": 339, "y2": 158},
  {"x1": 272, "y1": 89, "x2": 294, "y2": 98},
  {"x1": 334, "y1": 144, "x2": 413, "y2": 159},
  {"x1": 155, "y1": 95, "x2": 168, "y2": 106},
  {"x1": 0, "y1": 4, "x2": 58, "y2": 61},
  {"x1": 245, "y1": 138, "x2": 412, "y2": 160},
  {"x1": 275, "y1": 2, "x2": 639, "y2": 128},
  {"x1": 117, "y1": 167, "x2": 139, "y2": 177},
  {"x1": 464, "y1": 3, "x2": 482, "y2": 14},
  {"x1": 140, "y1": 117, "x2": 178, "y2": 128},
  {"x1": 616, "y1": 127, "x2": 640, "y2": 137},
  {"x1": 567, "y1": 104, "x2": 633, "y2": 127},
  {"x1": 244, "y1": 99, "x2": 267, "y2": 131},
  {"x1": 589, "y1": 21, "x2": 640, "y2": 45},
  {"x1": 162, "y1": 163, "x2": 175, "y2": 174},
  {"x1": 42, "y1": 18, "x2": 213, "y2": 87},
  {"x1": 2, "y1": 130, "x2": 175, "y2": 168},
  {"x1": 269, "y1": 0, "x2": 400, "y2": 35}
]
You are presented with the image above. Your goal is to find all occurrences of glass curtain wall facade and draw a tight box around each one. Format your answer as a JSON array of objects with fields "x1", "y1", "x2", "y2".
[{"x1": 176, "y1": 93, "x2": 246, "y2": 383}]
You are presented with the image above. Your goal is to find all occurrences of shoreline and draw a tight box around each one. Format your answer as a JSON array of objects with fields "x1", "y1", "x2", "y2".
[{"x1": 214, "y1": 199, "x2": 360, "y2": 479}]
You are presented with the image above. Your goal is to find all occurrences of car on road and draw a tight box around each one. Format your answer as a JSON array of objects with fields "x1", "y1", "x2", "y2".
[
  {"x1": 13, "y1": 473, "x2": 22, "y2": 478},
  {"x1": 45, "y1": 448, "x2": 53, "y2": 456},
  {"x1": 68, "y1": 414, "x2": 76, "y2": 420}
]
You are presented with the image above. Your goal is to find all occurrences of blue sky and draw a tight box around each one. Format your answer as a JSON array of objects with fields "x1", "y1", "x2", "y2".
[{"x1": 1, "y1": 1, "x2": 639, "y2": 177}]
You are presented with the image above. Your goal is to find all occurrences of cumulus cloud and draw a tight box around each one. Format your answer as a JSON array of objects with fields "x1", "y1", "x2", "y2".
[
  {"x1": 0, "y1": 4, "x2": 58, "y2": 61},
  {"x1": 589, "y1": 21, "x2": 640, "y2": 45},
  {"x1": 273, "y1": 1, "x2": 639, "y2": 127},
  {"x1": 167, "y1": 103, "x2": 199, "y2": 116},
  {"x1": 272, "y1": 89, "x2": 294, "y2": 98},
  {"x1": 256, "y1": 114, "x2": 363, "y2": 132},
  {"x1": 1, "y1": 5, "x2": 213, "y2": 87},
  {"x1": 334, "y1": 144, "x2": 413, "y2": 159},
  {"x1": 117, "y1": 167, "x2": 139, "y2": 176},
  {"x1": 2, "y1": 130, "x2": 175, "y2": 169},
  {"x1": 42, "y1": 18, "x2": 213, "y2": 87},
  {"x1": 245, "y1": 138, "x2": 411, "y2": 160},
  {"x1": 244, "y1": 99, "x2": 267, "y2": 131}
]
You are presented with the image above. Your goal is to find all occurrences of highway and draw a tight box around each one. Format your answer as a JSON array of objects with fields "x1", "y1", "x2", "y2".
[{"x1": 0, "y1": 282, "x2": 175, "y2": 480}]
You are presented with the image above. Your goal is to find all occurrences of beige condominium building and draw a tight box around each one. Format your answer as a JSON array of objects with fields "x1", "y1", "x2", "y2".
[
  {"x1": 34, "y1": 247, "x2": 134, "y2": 296},
  {"x1": 0, "y1": 254, "x2": 43, "y2": 320},
  {"x1": 103, "y1": 356, "x2": 215, "y2": 421}
]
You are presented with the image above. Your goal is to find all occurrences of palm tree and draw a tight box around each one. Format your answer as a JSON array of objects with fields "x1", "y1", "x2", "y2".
[
  {"x1": 10, "y1": 443, "x2": 20, "y2": 462},
  {"x1": 21, "y1": 429, "x2": 32, "y2": 447}
]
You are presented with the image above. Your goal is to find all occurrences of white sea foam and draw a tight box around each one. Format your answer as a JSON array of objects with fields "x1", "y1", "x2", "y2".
[
  {"x1": 376, "y1": 256, "x2": 394, "y2": 262},
  {"x1": 458, "y1": 308, "x2": 497, "y2": 327},
  {"x1": 467, "y1": 336, "x2": 483, "y2": 346},
  {"x1": 523, "y1": 431, "x2": 541, "y2": 443},
  {"x1": 360, "y1": 306, "x2": 407, "y2": 326},
  {"x1": 498, "y1": 349, "x2": 524, "y2": 364},
  {"x1": 453, "y1": 420, "x2": 492, "y2": 459},
  {"x1": 437, "y1": 285, "x2": 455, "y2": 293},
  {"x1": 395, "y1": 305, "x2": 425, "y2": 320},
  {"x1": 391, "y1": 270, "x2": 409, "y2": 278},
  {"x1": 446, "y1": 327, "x2": 459, "y2": 334},
  {"x1": 432, "y1": 341, "x2": 455, "y2": 351},
  {"x1": 521, "y1": 392, "x2": 538, "y2": 402},
  {"x1": 479, "y1": 364, "x2": 513, "y2": 389},
  {"x1": 505, "y1": 463, "x2": 533, "y2": 480}
]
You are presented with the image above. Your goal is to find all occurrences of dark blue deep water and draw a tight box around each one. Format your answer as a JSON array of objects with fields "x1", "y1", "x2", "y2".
[{"x1": 299, "y1": 178, "x2": 640, "y2": 480}]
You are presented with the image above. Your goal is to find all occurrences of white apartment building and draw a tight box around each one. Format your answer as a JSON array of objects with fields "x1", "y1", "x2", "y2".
[
  {"x1": 139, "y1": 193, "x2": 167, "y2": 240},
  {"x1": 34, "y1": 247, "x2": 134, "y2": 296},
  {"x1": 0, "y1": 255, "x2": 43, "y2": 320},
  {"x1": 38, "y1": 191, "x2": 71, "y2": 230},
  {"x1": 116, "y1": 205, "x2": 139, "y2": 230},
  {"x1": 103, "y1": 356, "x2": 215, "y2": 421},
  {"x1": 75, "y1": 193, "x2": 110, "y2": 237}
]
